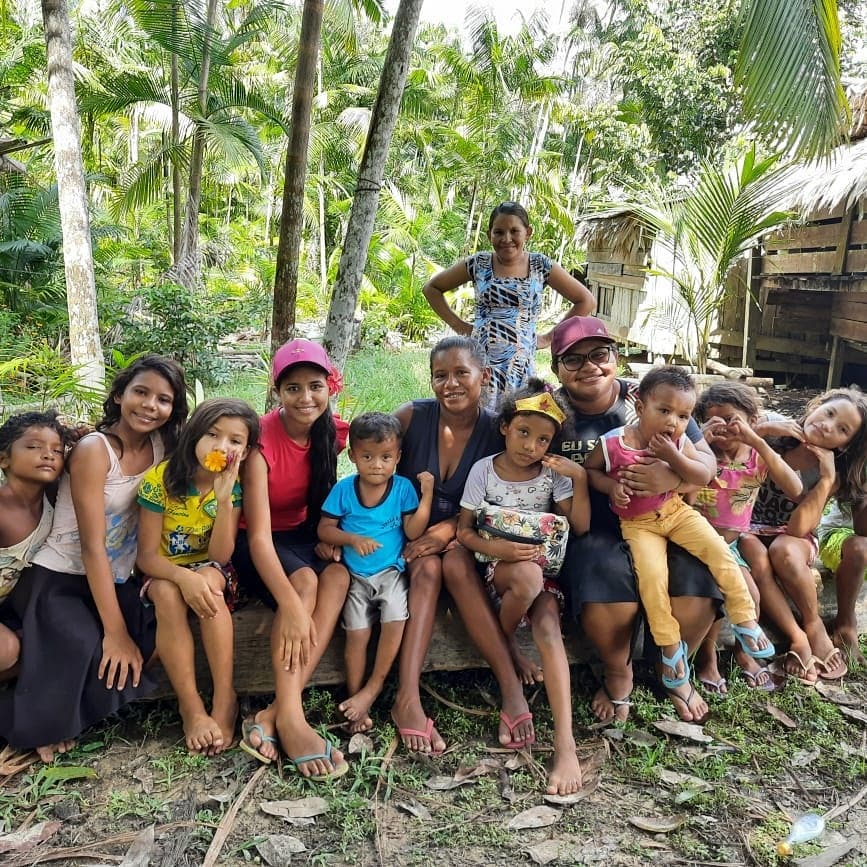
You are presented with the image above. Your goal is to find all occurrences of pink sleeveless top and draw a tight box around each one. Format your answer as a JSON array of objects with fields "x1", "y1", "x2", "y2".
[{"x1": 694, "y1": 447, "x2": 767, "y2": 533}]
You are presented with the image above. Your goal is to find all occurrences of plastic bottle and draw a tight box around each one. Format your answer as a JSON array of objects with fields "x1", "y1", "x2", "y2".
[{"x1": 776, "y1": 813, "x2": 825, "y2": 857}]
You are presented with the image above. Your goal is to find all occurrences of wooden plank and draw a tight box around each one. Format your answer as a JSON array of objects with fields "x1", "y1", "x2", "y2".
[
  {"x1": 760, "y1": 251, "x2": 837, "y2": 274},
  {"x1": 622, "y1": 265, "x2": 647, "y2": 277},
  {"x1": 587, "y1": 261, "x2": 624, "y2": 276},
  {"x1": 845, "y1": 249, "x2": 867, "y2": 274},
  {"x1": 827, "y1": 335, "x2": 845, "y2": 389},
  {"x1": 765, "y1": 289, "x2": 834, "y2": 306},
  {"x1": 763, "y1": 223, "x2": 842, "y2": 251},
  {"x1": 147, "y1": 601, "x2": 592, "y2": 698},
  {"x1": 832, "y1": 298, "x2": 867, "y2": 323},
  {"x1": 751, "y1": 358, "x2": 828, "y2": 374},
  {"x1": 831, "y1": 318, "x2": 867, "y2": 343},
  {"x1": 849, "y1": 218, "x2": 867, "y2": 244},
  {"x1": 833, "y1": 207, "x2": 856, "y2": 275},
  {"x1": 147, "y1": 579, "x2": 865, "y2": 698}
]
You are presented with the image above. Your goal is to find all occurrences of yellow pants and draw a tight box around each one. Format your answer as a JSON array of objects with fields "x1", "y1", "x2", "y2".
[{"x1": 620, "y1": 496, "x2": 757, "y2": 647}]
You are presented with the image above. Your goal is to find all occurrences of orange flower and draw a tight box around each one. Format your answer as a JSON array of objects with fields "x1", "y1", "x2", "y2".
[{"x1": 203, "y1": 450, "x2": 227, "y2": 472}]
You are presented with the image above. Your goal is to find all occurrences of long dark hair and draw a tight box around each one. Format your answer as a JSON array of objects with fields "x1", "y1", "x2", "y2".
[
  {"x1": 97, "y1": 355, "x2": 188, "y2": 455},
  {"x1": 163, "y1": 398, "x2": 259, "y2": 499},
  {"x1": 274, "y1": 362, "x2": 338, "y2": 527}
]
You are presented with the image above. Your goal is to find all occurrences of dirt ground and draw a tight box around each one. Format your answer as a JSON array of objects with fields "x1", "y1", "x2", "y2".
[{"x1": 3, "y1": 386, "x2": 866, "y2": 867}]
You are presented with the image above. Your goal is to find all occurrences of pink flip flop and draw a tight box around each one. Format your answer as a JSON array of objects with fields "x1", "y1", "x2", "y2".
[
  {"x1": 395, "y1": 716, "x2": 444, "y2": 756},
  {"x1": 499, "y1": 710, "x2": 535, "y2": 750}
]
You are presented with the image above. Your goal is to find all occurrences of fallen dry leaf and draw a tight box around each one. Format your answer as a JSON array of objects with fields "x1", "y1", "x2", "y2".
[
  {"x1": 256, "y1": 834, "x2": 306, "y2": 865},
  {"x1": 765, "y1": 703, "x2": 798, "y2": 729},
  {"x1": 652, "y1": 720, "x2": 712, "y2": 743},
  {"x1": 525, "y1": 838, "x2": 583, "y2": 864},
  {"x1": 628, "y1": 730, "x2": 660, "y2": 748},
  {"x1": 791, "y1": 747, "x2": 821, "y2": 767},
  {"x1": 838, "y1": 705, "x2": 867, "y2": 725},
  {"x1": 118, "y1": 825, "x2": 155, "y2": 867},
  {"x1": 260, "y1": 797, "x2": 329, "y2": 820},
  {"x1": 425, "y1": 774, "x2": 477, "y2": 791},
  {"x1": 507, "y1": 805, "x2": 561, "y2": 830},
  {"x1": 602, "y1": 728, "x2": 624, "y2": 741},
  {"x1": 132, "y1": 766, "x2": 154, "y2": 795},
  {"x1": 628, "y1": 814, "x2": 687, "y2": 833},
  {"x1": 794, "y1": 838, "x2": 857, "y2": 867},
  {"x1": 0, "y1": 820, "x2": 61, "y2": 855},
  {"x1": 814, "y1": 681, "x2": 860, "y2": 706},
  {"x1": 543, "y1": 775, "x2": 599, "y2": 805},
  {"x1": 657, "y1": 769, "x2": 712, "y2": 792},
  {"x1": 505, "y1": 752, "x2": 532, "y2": 770},
  {"x1": 454, "y1": 758, "x2": 501, "y2": 782},
  {"x1": 394, "y1": 799, "x2": 432, "y2": 821},
  {"x1": 347, "y1": 733, "x2": 374, "y2": 754}
]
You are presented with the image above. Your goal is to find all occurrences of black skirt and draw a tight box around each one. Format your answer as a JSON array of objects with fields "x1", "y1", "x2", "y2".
[{"x1": 0, "y1": 565, "x2": 157, "y2": 750}]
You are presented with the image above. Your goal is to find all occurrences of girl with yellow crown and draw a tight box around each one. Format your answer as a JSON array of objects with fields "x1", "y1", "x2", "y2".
[{"x1": 457, "y1": 378, "x2": 590, "y2": 796}]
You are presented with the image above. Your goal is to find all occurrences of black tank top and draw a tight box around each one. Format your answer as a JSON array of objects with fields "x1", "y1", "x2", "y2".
[{"x1": 397, "y1": 399, "x2": 503, "y2": 526}]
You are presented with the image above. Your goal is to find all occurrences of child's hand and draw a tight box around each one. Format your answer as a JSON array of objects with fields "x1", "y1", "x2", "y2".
[
  {"x1": 179, "y1": 569, "x2": 221, "y2": 618},
  {"x1": 99, "y1": 629, "x2": 144, "y2": 690},
  {"x1": 754, "y1": 418, "x2": 805, "y2": 441},
  {"x1": 417, "y1": 471, "x2": 435, "y2": 496},
  {"x1": 543, "y1": 454, "x2": 585, "y2": 480},
  {"x1": 647, "y1": 432, "x2": 678, "y2": 460},
  {"x1": 212, "y1": 451, "x2": 242, "y2": 503},
  {"x1": 498, "y1": 540, "x2": 543, "y2": 562},
  {"x1": 315, "y1": 541, "x2": 342, "y2": 562},
  {"x1": 701, "y1": 416, "x2": 729, "y2": 445},
  {"x1": 727, "y1": 417, "x2": 759, "y2": 446},
  {"x1": 351, "y1": 535, "x2": 382, "y2": 557},
  {"x1": 612, "y1": 481, "x2": 631, "y2": 508},
  {"x1": 806, "y1": 444, "x2": 837, "y2": 480}
]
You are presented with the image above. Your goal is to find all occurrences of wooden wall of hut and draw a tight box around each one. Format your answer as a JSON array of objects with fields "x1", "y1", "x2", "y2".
[{"x1": 712, "y1": 198, "x2": 867, "y2": 385}]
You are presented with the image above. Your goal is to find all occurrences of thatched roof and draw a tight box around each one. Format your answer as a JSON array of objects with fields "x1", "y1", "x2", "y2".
[{"x1": 575, "y1": 208, "x2": 652, "y2": 259}]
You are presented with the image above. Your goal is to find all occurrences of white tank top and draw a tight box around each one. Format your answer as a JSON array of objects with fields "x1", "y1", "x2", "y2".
[{"x1": 33, "y1": 431, "x2": 164, "y2": 582}]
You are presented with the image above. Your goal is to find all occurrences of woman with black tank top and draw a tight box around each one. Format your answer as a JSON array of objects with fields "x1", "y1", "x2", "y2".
[{"x1": 390, "y1": 337, "x2": 535, "y2": 754}]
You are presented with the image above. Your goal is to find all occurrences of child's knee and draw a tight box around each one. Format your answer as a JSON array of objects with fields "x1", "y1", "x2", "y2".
[
  {"x1": 198, "y1": 565, "x2": 227, "y2": 594},
  {"x1": 507, "y1": 566, "x2": 544, "y2": 604},
  {"x1": 530, "y1": 596, "x2": 562, "y2": 643},
  {"x1": 841, "y1": 535, "x2": 867, "y2": 569},
  {"x1": 0, "y1": 627, "x2": 20, "y2": 670},
  {"x1": 147, "y1": 577, "x2": 184, "y2": 610},
  {"x1": 290, "y1": 567, "x2": 318, "y2": 600}
]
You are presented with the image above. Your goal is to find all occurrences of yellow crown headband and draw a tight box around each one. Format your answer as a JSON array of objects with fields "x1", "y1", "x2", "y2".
[{"x1": 514, "y1": 393, "x2": 566, "y2": 426}]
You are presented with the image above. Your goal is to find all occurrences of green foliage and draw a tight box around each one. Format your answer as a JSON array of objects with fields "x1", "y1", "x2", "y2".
[{"x1": 111, "y1": 283, "x2": 233, "y2": 386}]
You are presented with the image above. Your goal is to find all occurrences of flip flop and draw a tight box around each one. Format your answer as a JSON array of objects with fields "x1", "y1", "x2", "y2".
[
  {"x1": 660, "y1": 640, "x2": 690, "y2": 689},
  {"x1": 239, "y1": 719, "x2": 278, "y2": 765},
  {"x1": 742, "y1": 667, "x2": 776, "y2": 692},
  {"x1": 772, "y1": 650, "x2": 818, "y2": 685},
  {"x1": 665, "y1": 683, "x2": 709, "y2": 725},
  {"x1": 698, "y1": 676, "x2": 728, "y2": 695},
  {"x1": 815, "y1": 648, "x2": 848, "y2": 681},
  {"x1": 599, "y1": 684, "x2": 632, "y2": 721},
  {"x1": 731, "y1": 624, "x2": 775, "y2": 660},
  {"x1": 499, "y1": 710, "x2": 536, "y2": 749},
  {"x1": 290, "y1": 739, "x2": 349, "y2": 782},
  {"x1": 394, "y1": 717, "x2": 444, "y2": 756}
]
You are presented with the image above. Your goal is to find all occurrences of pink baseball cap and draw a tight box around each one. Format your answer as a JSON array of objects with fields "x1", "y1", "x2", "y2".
[
  {"x1": 272, "y1": 338, "x2": 334, "y2": 383},
  {"x1": 550, "y1": 316, "x2": 615, "y2": 357}
]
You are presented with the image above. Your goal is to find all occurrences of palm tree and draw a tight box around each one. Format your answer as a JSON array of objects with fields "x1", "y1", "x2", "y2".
[
  {"x1": 598, "y1": 147, "x2": 796, "y2": 373},
  {"x1": 736, "y1": 0, "x2": 848, "y2": 159}
]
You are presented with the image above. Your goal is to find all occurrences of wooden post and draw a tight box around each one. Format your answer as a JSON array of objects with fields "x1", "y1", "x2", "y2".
[
  {"x1": 826, "y1": 334, "x2": 845, "y2": 389},
  {"x1": 832, "y1": 207, "x2": 855, "y2": 276},
  {"x1": 742, "y1": 246, "x2": 762, "y2": 368}
]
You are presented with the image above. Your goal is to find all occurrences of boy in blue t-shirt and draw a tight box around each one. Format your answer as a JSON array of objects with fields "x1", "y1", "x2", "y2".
[{"x1": 319, "y1": 413, "x2": 433, "y2": 733}]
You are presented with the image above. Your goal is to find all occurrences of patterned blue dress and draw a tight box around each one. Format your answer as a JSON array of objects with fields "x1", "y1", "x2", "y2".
[{"x1": 466, "y1": 251, "x2": 553, "y2": 408}]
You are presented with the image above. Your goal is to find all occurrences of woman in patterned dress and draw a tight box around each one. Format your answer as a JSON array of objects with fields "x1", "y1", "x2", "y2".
[{"x1": 423, "y1": 202, "x2": 595, "y2": 409}]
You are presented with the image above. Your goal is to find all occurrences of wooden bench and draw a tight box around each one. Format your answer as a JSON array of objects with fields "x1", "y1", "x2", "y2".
[{"x1": 149, "y1": 573, "x2": 867, "y2": 697}]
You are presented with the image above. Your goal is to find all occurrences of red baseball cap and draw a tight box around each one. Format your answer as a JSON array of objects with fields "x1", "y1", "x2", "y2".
[
  {"x1": 272, "y1": 338, "x2": 333, "y2": 383},
  {"x1": 550, "y1": 316, "x2": 615, "y2": 357}
]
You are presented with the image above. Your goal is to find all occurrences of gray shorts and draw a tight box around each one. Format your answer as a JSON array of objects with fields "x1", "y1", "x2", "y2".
[{"x1": 342, "y1": 567, "x2": 409, "y2": 631}]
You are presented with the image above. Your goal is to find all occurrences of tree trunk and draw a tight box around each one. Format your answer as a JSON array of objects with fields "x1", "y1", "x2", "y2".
[
  {"x1": 41, "y1": 0, "x2": 104, "y2": 390},
  {"x1": 323, "y1": 0, "x2": 424, "y2": 370},
  {"x1": 271, "y1": 0, "x2": 324, "y2": 355}
]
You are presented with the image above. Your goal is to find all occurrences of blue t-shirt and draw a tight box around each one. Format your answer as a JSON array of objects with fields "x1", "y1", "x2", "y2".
[{"x1": 321, "y1": 475, "x2": 419, "y2": 578}]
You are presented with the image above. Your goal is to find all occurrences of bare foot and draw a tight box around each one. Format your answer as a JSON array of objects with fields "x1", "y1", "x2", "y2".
[
  {"x1": 832, "y1": 623, "x2": 867, "y2": 667},
  {"x1": 507, "y1": 636, "x2": 543, "y2": 685},
  {"x1": 665, "y1": 682, "x2": 708, "y2": 724},
  {"x1": 278, "y1": 720, "x2": 344, "y2": 777},
  {"x1": 181, "y1": 707, "x2": 224, "y2": 755},
  {"x1": 391, "y1": 696, "x2": 445, "y2": 754},
  {"x1": 209, "y1": 693, "x2": 238, "y2": 756},
  {"x1": 547, "y1": 739, "x2": 582, "y2": 795},
  {"x1": 243, "y1": 706, "x2": 279, "y2": 762},
  {"x1": 339, "y1": 686, "x2": 377, "y2": 734},
  {"x1": 36, "y1": 739, "x2": 76, "y2": 763},
  {"x1": 591, "y1": 666, "x2": 633, "y2": 723}
]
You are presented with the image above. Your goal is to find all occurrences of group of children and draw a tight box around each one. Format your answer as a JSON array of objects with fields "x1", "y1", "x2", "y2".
[{"x1": 0, "y1": 347, "x2": 865, "y2": 790}]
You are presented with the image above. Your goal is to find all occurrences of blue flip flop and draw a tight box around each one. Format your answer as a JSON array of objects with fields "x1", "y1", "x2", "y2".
[
  {"x1": 731, "y1": 624, "x2": 775, "y2": 660},
  {"x1": 660, "y1": 640, "x2": 691, "y2": 689},
  {"x1": 290, "y1": 738, "x2": 349, "y2": 782}
]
